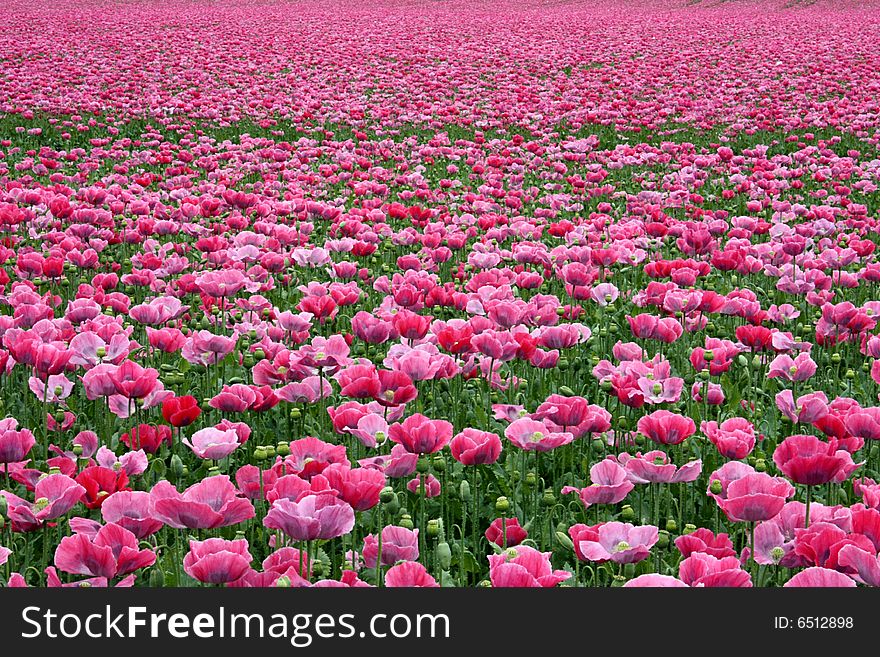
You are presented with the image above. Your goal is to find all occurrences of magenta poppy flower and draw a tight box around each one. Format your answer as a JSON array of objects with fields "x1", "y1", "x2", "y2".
[
  {"x1": 623, "y1": 574, "x2": 688, "y2": 587},
  {"x1": 488, "y1": 545, "x2": 571, "y2": 587},
  {"x1": 184, "y1": 538, "x2": 252, "y2": 585},
  {"x1": 678, "y1": 553, "x2": 752, "y2": 587},
  {"x1": 504, "y1": 417, "x2": 573, "y2": 452},
  {"x1": 618, "y1": 451, "x2": 702, "y2": 484},
  {"x1": 562, "y1": 458, "x2": 633, "y2": 508},
  {"x1": 784, "y1": 567, "x2": 856, "y2": 588},
  {"x1": 702, "y1": 417, "x2": 756, "y2": 460},
  {"x1": 183, "y1": 426, "x2": 241, "y2": 460},
  {"x1": 636, "y1": 410, "x2": 696, "y2": 446},
  {"x1": 773, "y1": 434, "x2": 859, "y2": 486},
  {"x1": 710, "y1": 471, "x2": 795, "y2": 523},
  {"x1": 388, "y1": 413, "x2": 453, "y2": 454},
  {"x1": 450, "y1": 428, "x2": 502, "y2": 465},
  {"x1": 151, "y1": 475, "x2": 255, "y2": 529},
  {"x1": 263, "y1": 493, "x2": 355, "y2": 541},
  {"x1": 362, "y1": 525, "x2": 419, "y2": 568},
  {"x1": 767, "y1": 353, "x2": 817, "y2": 382},
  {"x1": 674, "y1": 528, "x2": 737, "y2": 559},
  {"x1": 54, "y1": 523, "x2": 156, "y2": 580},
  {"x1": 485, "y1": 517, "x2": 528, "y2": 547},
  {"x1": 384, "y1": 561, "x2": 438, "y2": 588},
  {"x1": 322, "y1": 464, "x2": 386, "y2": 511},
  {"x1": 0, "y1": 418, "x2": 35, "y2": 463},
  {"x1": 845, "y1": 407, "x2": 880, "y2": 441},
  {"x1": 575, "y1": 522, "x2": 659, "y2": 564},
  {"x1": 100, "y1": 491, "x2": 163, "y2": 539}
]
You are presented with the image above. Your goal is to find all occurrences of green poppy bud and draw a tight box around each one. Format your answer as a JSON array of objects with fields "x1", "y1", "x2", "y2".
[
  {"x1": 379, "y1": 486, "x2": 395, "y2": 504},
  {"x1": 170, "y1": 454, "x2": 184, "y2": 478},
  {"x1": 149, "y1": 569, "x2": 165, "y2": 587},
  {"x1": 555, "y1": 531, "x2": 574, "y2": 551},
  {"x1": 459, "y1": 480, "x2": 471, "y2": 502},
  {"x1": 436, "y1": 542, "x2": 452, "y2": 569}
]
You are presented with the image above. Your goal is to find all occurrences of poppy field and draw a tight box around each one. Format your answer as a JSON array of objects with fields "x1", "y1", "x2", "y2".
[{"x1": 2, "y1": 0, "x2": 880, "y2": 588}]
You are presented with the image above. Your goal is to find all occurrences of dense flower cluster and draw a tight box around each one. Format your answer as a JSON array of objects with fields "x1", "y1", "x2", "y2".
[{"x1": 1, "y1": 0, "x2": 880, "y2": 588}]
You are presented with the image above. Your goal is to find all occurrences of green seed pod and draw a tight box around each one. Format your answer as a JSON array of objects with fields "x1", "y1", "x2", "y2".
[
  {"x1": 399, "y1": 514, "x2": 414, "y2": 530},
  {"x1": 542, "y1": 489, "x2": 556, "y2": 506},
  {"x1": 427, "y1": 519, "x2": 441, "y2": 538},
  {"x1": 666, "y1": 518, "x2": 678, "y2": 533},
  {"x1": 276, "y1": 441, "x2": 290, "y2": 457},
  {"x1": 620, "y1": 505, "x2": 635, "y2": 522},
  {"x1": 478, "y1": 579, "x2": 492, "y2": 587},
  {"x1": 657, "y1": 530, "x2": 670, "y2": 549},
  {"x1": 432, "y1": 454, "x2": 446, "y2": 472},
  {"x1": 435, "y1": 542, "x2": 452, "y2": 570},
  {"x1": 524, "y1": 471, "x2": 537, "y2": 487},
  {"x1": 264, "y1": 445, "x2": 276, "y2": 459},
  {"x1": 710, "y1": 480, "x2": 722, "y2": 495},
  {"x1": 751, "y1": 355, "x2": 762, "y2": 370},
  {"x1": 416, "y1": 457, "x2": 430, "y2": 474},
  {"x1": 290, "y1": 407, "x2": 302, "y2": 420},
  {"x1": 72, "y1": 444, "x2": 84, "y2": 457},
  {"x1": 254, "y1": 448, "x2": 268, "y2": 461},
  {"x1": 755, "y1": 458, "x2": 767, "y2": 472},
  {"x1": 379, "y1": 486, "x2": 395, "y2": 504},
  {"x1": 831, "y1": 352, "x2": 842, "y2": 365},
  {"x1": 683, "y1": 523, "x2": 697, "y2": 535},
  {"x1": 495, "y1": 496, "x2": 510, "y2": 514}
]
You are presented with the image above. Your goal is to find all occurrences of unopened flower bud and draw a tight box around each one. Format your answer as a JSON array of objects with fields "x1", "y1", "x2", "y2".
[
  {"x1": 170, "y1": 454, "x2": 184, "y2": 478},
  {"x1": 459, "y1": 480, "x2": 471, "y2": 502},
  {"x1": 555, "y1": 531, "x2": 574, "y2": 551},
  {"x1": 435, "y1": 542, "x2": 452, "y2": 569}
]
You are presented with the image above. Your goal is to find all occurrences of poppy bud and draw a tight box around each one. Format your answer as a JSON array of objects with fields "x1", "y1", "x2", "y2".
[
  {"x1": 0, "y1": 495, "x2": 7, "y2": 517},
  {"x1": 710, "y1": 480, "x2": 722, "y2": 495},
  {"x1": 436, "y1": 542, "x2": 452, "y2": 569},
  {"x1": 254, "y1": 349, "x2": 266, "y2": 360},
  {"x1": 657, "y1": 530, "x2": 670, "y2": 549},
  {"x1": 311, "y1": 561, "x2": 324, "y2": 577},
  {"x1": 845, "y1": 369, "x2": 855, "y2": 380},
  {"x1": 751, "y1": 355, "x2": 762, "y2": 370},
  {"x1": 559, "y1": 385, "x2": 575, "y2": 397},
  {"x1": 170, "y1": 454, "x2": 184, "y2": 479},
  {"x1": 459, "y1": 480, "x2": 471, "y2": 502},
  {"x1": 495, "y1": 496, "x2": 510, "y2": 514},
  {"x1": 149, "y1": 569, "x2": 165, "y2": 587},
  {"x1": 150, "y1": 458, "x2": 166, "y2": 477},
  {"x1": 399, "y1": 514, "x2": 414, "y2": 530},
  {"x1": 737, "y1": 354, "x2": 749, "y2": 367},
  {"x1": 600, "y1": 379, "x2": 613, "y2": 392},
  {"x1": 620, "y1": 505, "x2": 635, "y2": 521},
  {"x1": 53, "y1": 411, "x2": 66, "y2": 424},
  {"x1": 379, "y1": 486, "x2": 395, "y2": 504},
  {"x1": 558, "y1": 358, "x2": 569, "y2": 370},
  {"x1": 555, "y1": 531, "x2": 574, "y2": 551}
]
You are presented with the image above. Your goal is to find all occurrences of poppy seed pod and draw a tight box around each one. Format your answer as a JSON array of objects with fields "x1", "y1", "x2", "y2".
[
  {"x1": 620, "y1": 505, "x2": 635, "y2": 521},
  {"x1": 710, "y1": 480, "x2": 723, "y2": 495},
  {"x1": 495, "y1": 496, "x2": 510, "y2": 514},
  {"x1": 427, "y1": 518, "x2": 441, "y2": 538},
  {"x1": 399, "y1": 514, "x2": 414, "y2": 530},
  {"x1": 379, "y1": 486, "x2": 395, "y2": 504}
]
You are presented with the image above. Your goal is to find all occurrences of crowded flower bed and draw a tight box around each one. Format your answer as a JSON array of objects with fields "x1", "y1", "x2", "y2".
[{"x1": 1, "y1": 0, "x2": 880, "y2": 587}]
